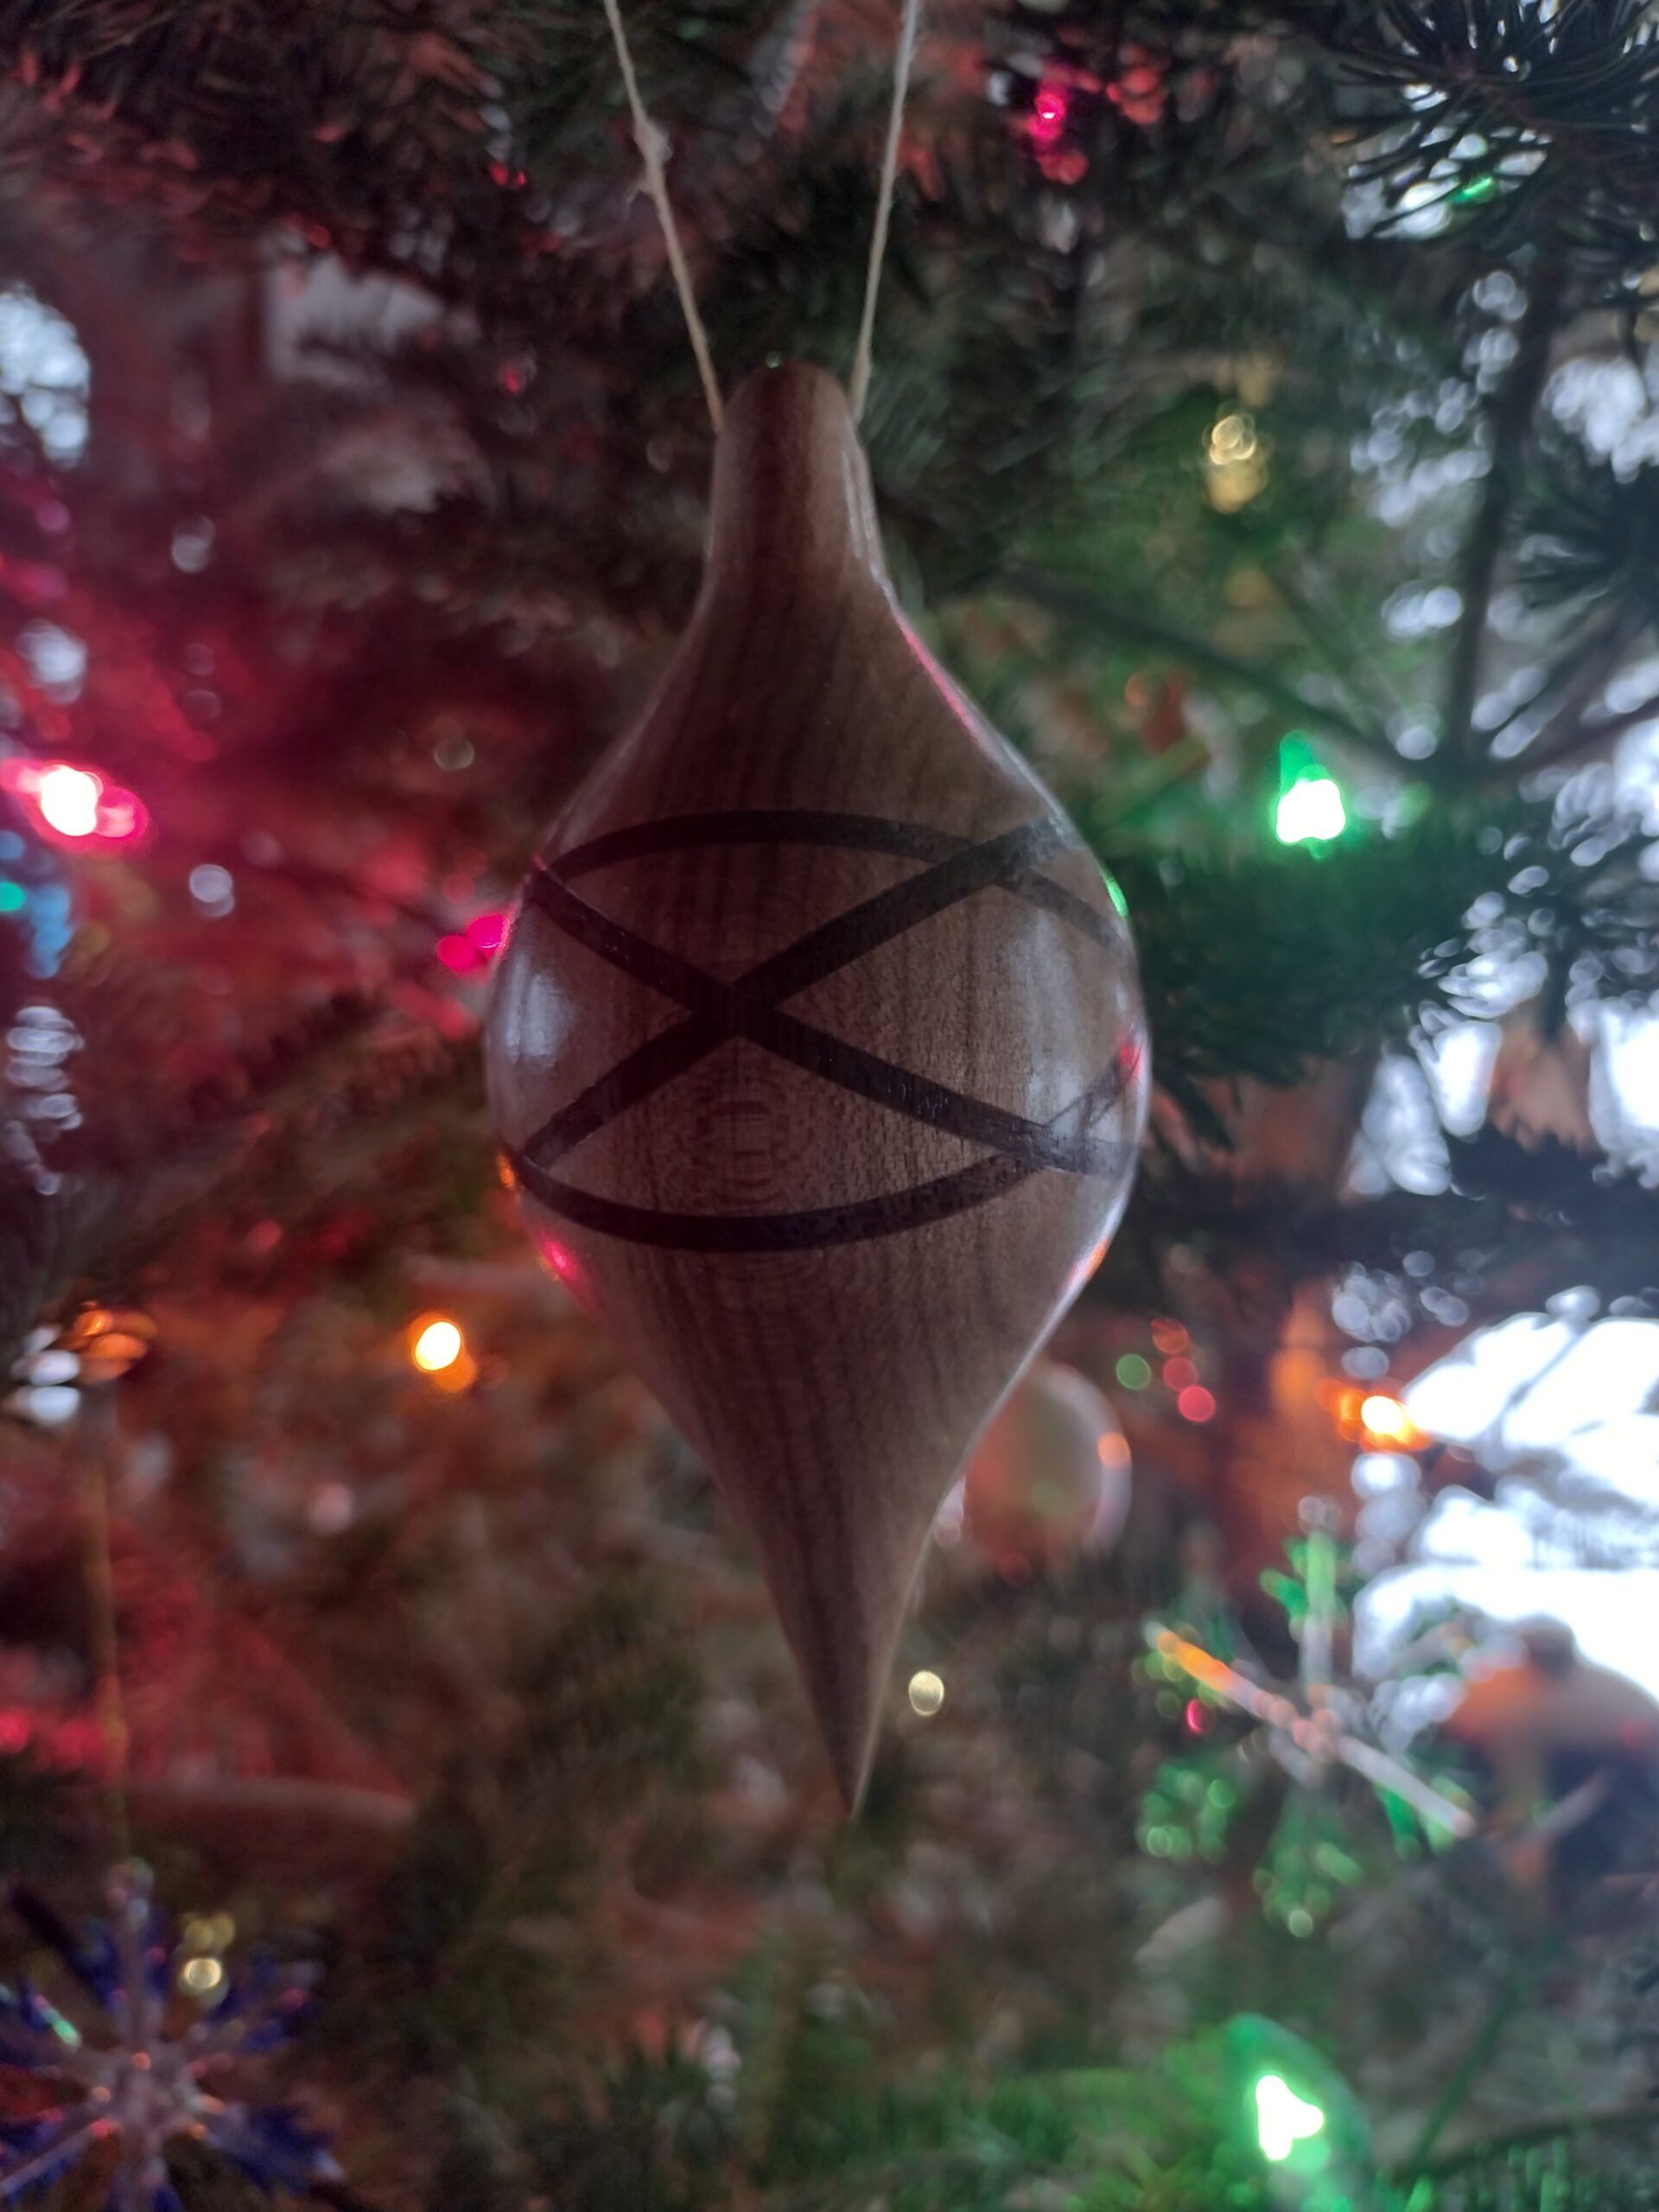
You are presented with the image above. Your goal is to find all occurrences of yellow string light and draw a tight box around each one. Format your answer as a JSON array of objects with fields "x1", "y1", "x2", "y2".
[{"x1": 410, "y1": 1317, "x2": 463, "y2": 1373}]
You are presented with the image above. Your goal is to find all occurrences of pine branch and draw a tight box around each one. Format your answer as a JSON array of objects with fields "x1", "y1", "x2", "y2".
[
  {"x1": 1097, "y1": 1127, "x2": 1659, "y2": 1315},
  {"x1": 1402, "y1": 1940, "x2": 1550, "y2": 2172},
  {"x1": 1517, "y1": 437, "x2": 1659, "y2": 626},
  {"x1": 1314, "y1": 0, "x2": 1659, "y2": 275},
  {"x1": 1440, "y1": 254, "x2": 1564, "y2": 767},
  {"x1": 1410, "y1": 2105, "x2": 1659, "y2": 2183},
  {"x1": 1005, "y1": 569, "x2": 1392, "y2": 756},
  {"x1": 1498, "y1": 651, "x2": 1659, "y2": 780}
]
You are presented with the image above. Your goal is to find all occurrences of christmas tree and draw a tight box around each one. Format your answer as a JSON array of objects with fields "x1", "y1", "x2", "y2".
[{"x1": 2, "y1": 3, "x2": 1659, "y2": 2207}]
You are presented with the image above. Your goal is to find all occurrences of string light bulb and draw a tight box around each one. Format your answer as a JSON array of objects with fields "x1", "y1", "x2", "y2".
[
  {"x1": 1029, "y1": 81, "x2": 1069, "y2": 148},
  {"x1": 1274, "y1": 735, "x2": 1346, "y2": 845},
  {"x1": 1359, "y1": 1393, "x2": 1426, "y2": 1447},
  {"x1": 36, "y1": 765, "x2": 99, "y2": 836},
  {"x1": 178, "y1": 1955, "x2": 226, "y2": 1999},
  {"x1": 1207, "y1": 413, "x2": 1258, "y2": 465},
  {"x1": 0, "y1": 755, "x2": 147, "y2": 845},
  {"x1": 1276, "y1": 778, "x2": 1345, "y2": 843},
  {"x1": 410, "y1": 1317, "x2": 462, "y2": 1372},
  {"x1": 1205, "y1": 410, "x2": 1269, "y2": 511},
  {"x1": 406, "y1": 1315, "x2": 479, "y2": 1393},
  {"x1": 1255, "y1": 2074, "x2": 1325, "y2": 2163}
]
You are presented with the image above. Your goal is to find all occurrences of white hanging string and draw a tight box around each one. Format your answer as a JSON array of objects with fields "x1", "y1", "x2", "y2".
[
  {"x1": 601, "y1": 0, "x2": 724, "y2": 431},
  {"x1": 601, "y1": 0, "x2": 921, "y2": 432},
  {"x1": 849, "y1": 0, "x2": 924, "y2": 423}
]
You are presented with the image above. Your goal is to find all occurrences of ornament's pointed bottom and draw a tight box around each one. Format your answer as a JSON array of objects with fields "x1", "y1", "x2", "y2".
[
  {"x1": 806, "y1": 1674, "x2": 881, "y2": 1818},
  {"x1": 770, "y1": 1582, "x2": 896, "y2": 1818},
  {"x1": 714, "y1": 1439, "x2": 929, "y2": 1823},
  {"x1": 824, "y1": 1732, "x2": 874, "y2": 1819}
]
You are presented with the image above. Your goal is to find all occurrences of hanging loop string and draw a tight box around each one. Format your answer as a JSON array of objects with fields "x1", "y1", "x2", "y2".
[
  {"x1": 602, "y1": 0, "x2": 920, "y2": 430},
  {"x1": 601, "y1": 0, "x2": 724, "y2": 431},
  {"x1": 849, "y1": 0, "x2": 923, "y2": 423}
]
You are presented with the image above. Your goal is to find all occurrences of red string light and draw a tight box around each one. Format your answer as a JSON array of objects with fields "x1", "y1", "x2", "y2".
[
  {"x1": 0, "y1": 757, "x2": 147, "y2": 845},
  {"x1": 1029, "y1": 82, "x2": 1069, "y2": 149}
]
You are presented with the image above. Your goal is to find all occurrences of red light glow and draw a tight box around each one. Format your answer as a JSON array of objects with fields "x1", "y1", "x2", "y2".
[
  {"x1": 1030, "y1": 82, "x2": 1069, "y2": 148},
  {"x1": 0, "y1": 756, "x2": 147, "y2": 845},
  {"x1": 1177, "y1": 1385, "x2": 1217, "y2": 1423},
  {"x1": 537, "y1": 1232, "x2": 588, "y2": 1292},
  {"x1": 1162, "y1": 1355, "x2": 1198, "y2": 1390},
  {"x1": 438, "y1": 912, "x2": 508, "y2": 973},
  {"x1": 435, "y1": 932, "x2": 480, "y2": 973},
  {"x1": 39, "y1": 765, "x2": 99, "y2": 835}
]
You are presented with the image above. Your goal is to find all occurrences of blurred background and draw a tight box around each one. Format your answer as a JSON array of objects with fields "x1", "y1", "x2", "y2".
[{"x1": 2, "y1": 3, "x2": 1659, "y2": 2209}]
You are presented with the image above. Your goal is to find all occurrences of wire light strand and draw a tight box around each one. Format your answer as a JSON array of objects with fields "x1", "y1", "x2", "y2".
[
  {"x1": 601, "y1": 0, "x2": 724, "y2": 431},
  {"x1": 849, "y1": 0, "x2": 924, "y2": 423}
]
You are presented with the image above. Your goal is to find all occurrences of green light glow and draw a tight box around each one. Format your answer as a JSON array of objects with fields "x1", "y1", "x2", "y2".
[
  {"x1": 1255, "y1": 2074, "x2": 1325, "y2": 2162},
  {"x1": 0, "y1": 879, "x2": 23, "y2": 913},
  {"x1": 1116, "y1": 1353, "x2": 1152, "y2": 1390},
  {"x1": 1274, "y1": 734, "x2": 1347, "y2": 845},
  {"x1": 1275, "y1": 776, "x2": 1346, "y2": 844}
]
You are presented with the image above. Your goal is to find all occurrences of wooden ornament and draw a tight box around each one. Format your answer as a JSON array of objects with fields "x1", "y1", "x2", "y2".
[
  {"x1": 963, "y1": 1359, "x2": 1131, "y2": 1573},
  {"x1": 486, "y1": 362, "x2": 1147, "y2": 1805}
]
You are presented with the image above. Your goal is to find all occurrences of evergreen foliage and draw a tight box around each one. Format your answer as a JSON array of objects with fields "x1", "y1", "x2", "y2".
[{"x1": 0, "y1": 3, "x2": 1656, "y2": 2209}]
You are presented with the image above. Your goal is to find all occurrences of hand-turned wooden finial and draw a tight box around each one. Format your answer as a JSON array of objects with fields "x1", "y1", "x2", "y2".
[{"x1": 486, "y1": 361, "x2": 1147, "y2": 1806}]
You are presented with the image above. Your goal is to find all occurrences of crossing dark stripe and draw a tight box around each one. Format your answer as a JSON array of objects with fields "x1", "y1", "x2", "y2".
[
  {"x1": 505, "y1": 1057, "x2": 1135, "y2": 1252},
  {"x1": 552, "y1": 807, "x2": 1122, "y2": 952},
  {"x1": 520, "y1": 818, "x2": 1121, "y2": 1177},
  {"x1": 500, "y1": 808, "x2": 1141, "y2": 1250}
]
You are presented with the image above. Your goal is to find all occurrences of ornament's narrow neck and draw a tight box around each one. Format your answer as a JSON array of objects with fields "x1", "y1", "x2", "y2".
[{"x1": 702, "y1": 362, "x2": 887, "y2": 602}]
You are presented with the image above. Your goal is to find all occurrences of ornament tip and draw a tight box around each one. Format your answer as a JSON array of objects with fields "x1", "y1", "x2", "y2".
[
  {"x1": 829, "y1": 1735, "x2": 875, "y2": 1819},
  {"x1": 798, "y1": 1681, "x2": 878, "y2": 1816}
]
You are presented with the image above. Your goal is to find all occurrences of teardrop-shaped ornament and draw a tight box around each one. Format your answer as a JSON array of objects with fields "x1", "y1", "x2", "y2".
[{"x1": 487, "y1": 363, "x2": 1147, "y2": 1804}]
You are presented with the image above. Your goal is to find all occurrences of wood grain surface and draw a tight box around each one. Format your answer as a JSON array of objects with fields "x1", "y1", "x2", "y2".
[{"x1": 487, "y1": 361, "x2": 1147, "y2": 1804}]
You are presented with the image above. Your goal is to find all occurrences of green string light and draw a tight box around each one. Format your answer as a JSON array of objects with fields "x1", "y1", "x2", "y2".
[
  {"x1": 1274, "y1": 735, "x2": 1346, "y2": 845},
  {"x1": 1255, "y1": 2074, "x2": 1326, "y2": 2162}
]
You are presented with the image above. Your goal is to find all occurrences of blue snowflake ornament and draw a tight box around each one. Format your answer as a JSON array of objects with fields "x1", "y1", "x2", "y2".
[{"x1": 0, "y1": 1864, "x2": 339, "y2": 2211}]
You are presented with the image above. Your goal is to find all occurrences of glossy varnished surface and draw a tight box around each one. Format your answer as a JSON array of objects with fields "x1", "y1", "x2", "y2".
[{"x1": 487, "y1": 363, "x2": 1147, "y2": 1803}]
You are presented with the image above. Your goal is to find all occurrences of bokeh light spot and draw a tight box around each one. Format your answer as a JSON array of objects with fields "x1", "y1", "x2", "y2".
[
  {"x1": 1275, "y1": 776, "x2": 1345, "y2": 844},
  {"x1": 37, "y1": 765, "x2": 99, "y2": 837},
  {"x1": 410, "y1": 1318, "x2": 463, "y2": 1372},
  {"x1": 1255, "y1": 2075, "x2": 1325, "y2": 2162},
  {"x1": 907, "y1": 1669, "x2": 945, "y2": 1716},
  {"x1": 1360, "y1": 1393, "x2": 1423, "y2": 1445},
  {"x1": 179, "y1": 1955, "x2": 226, "y2": 1999}
]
